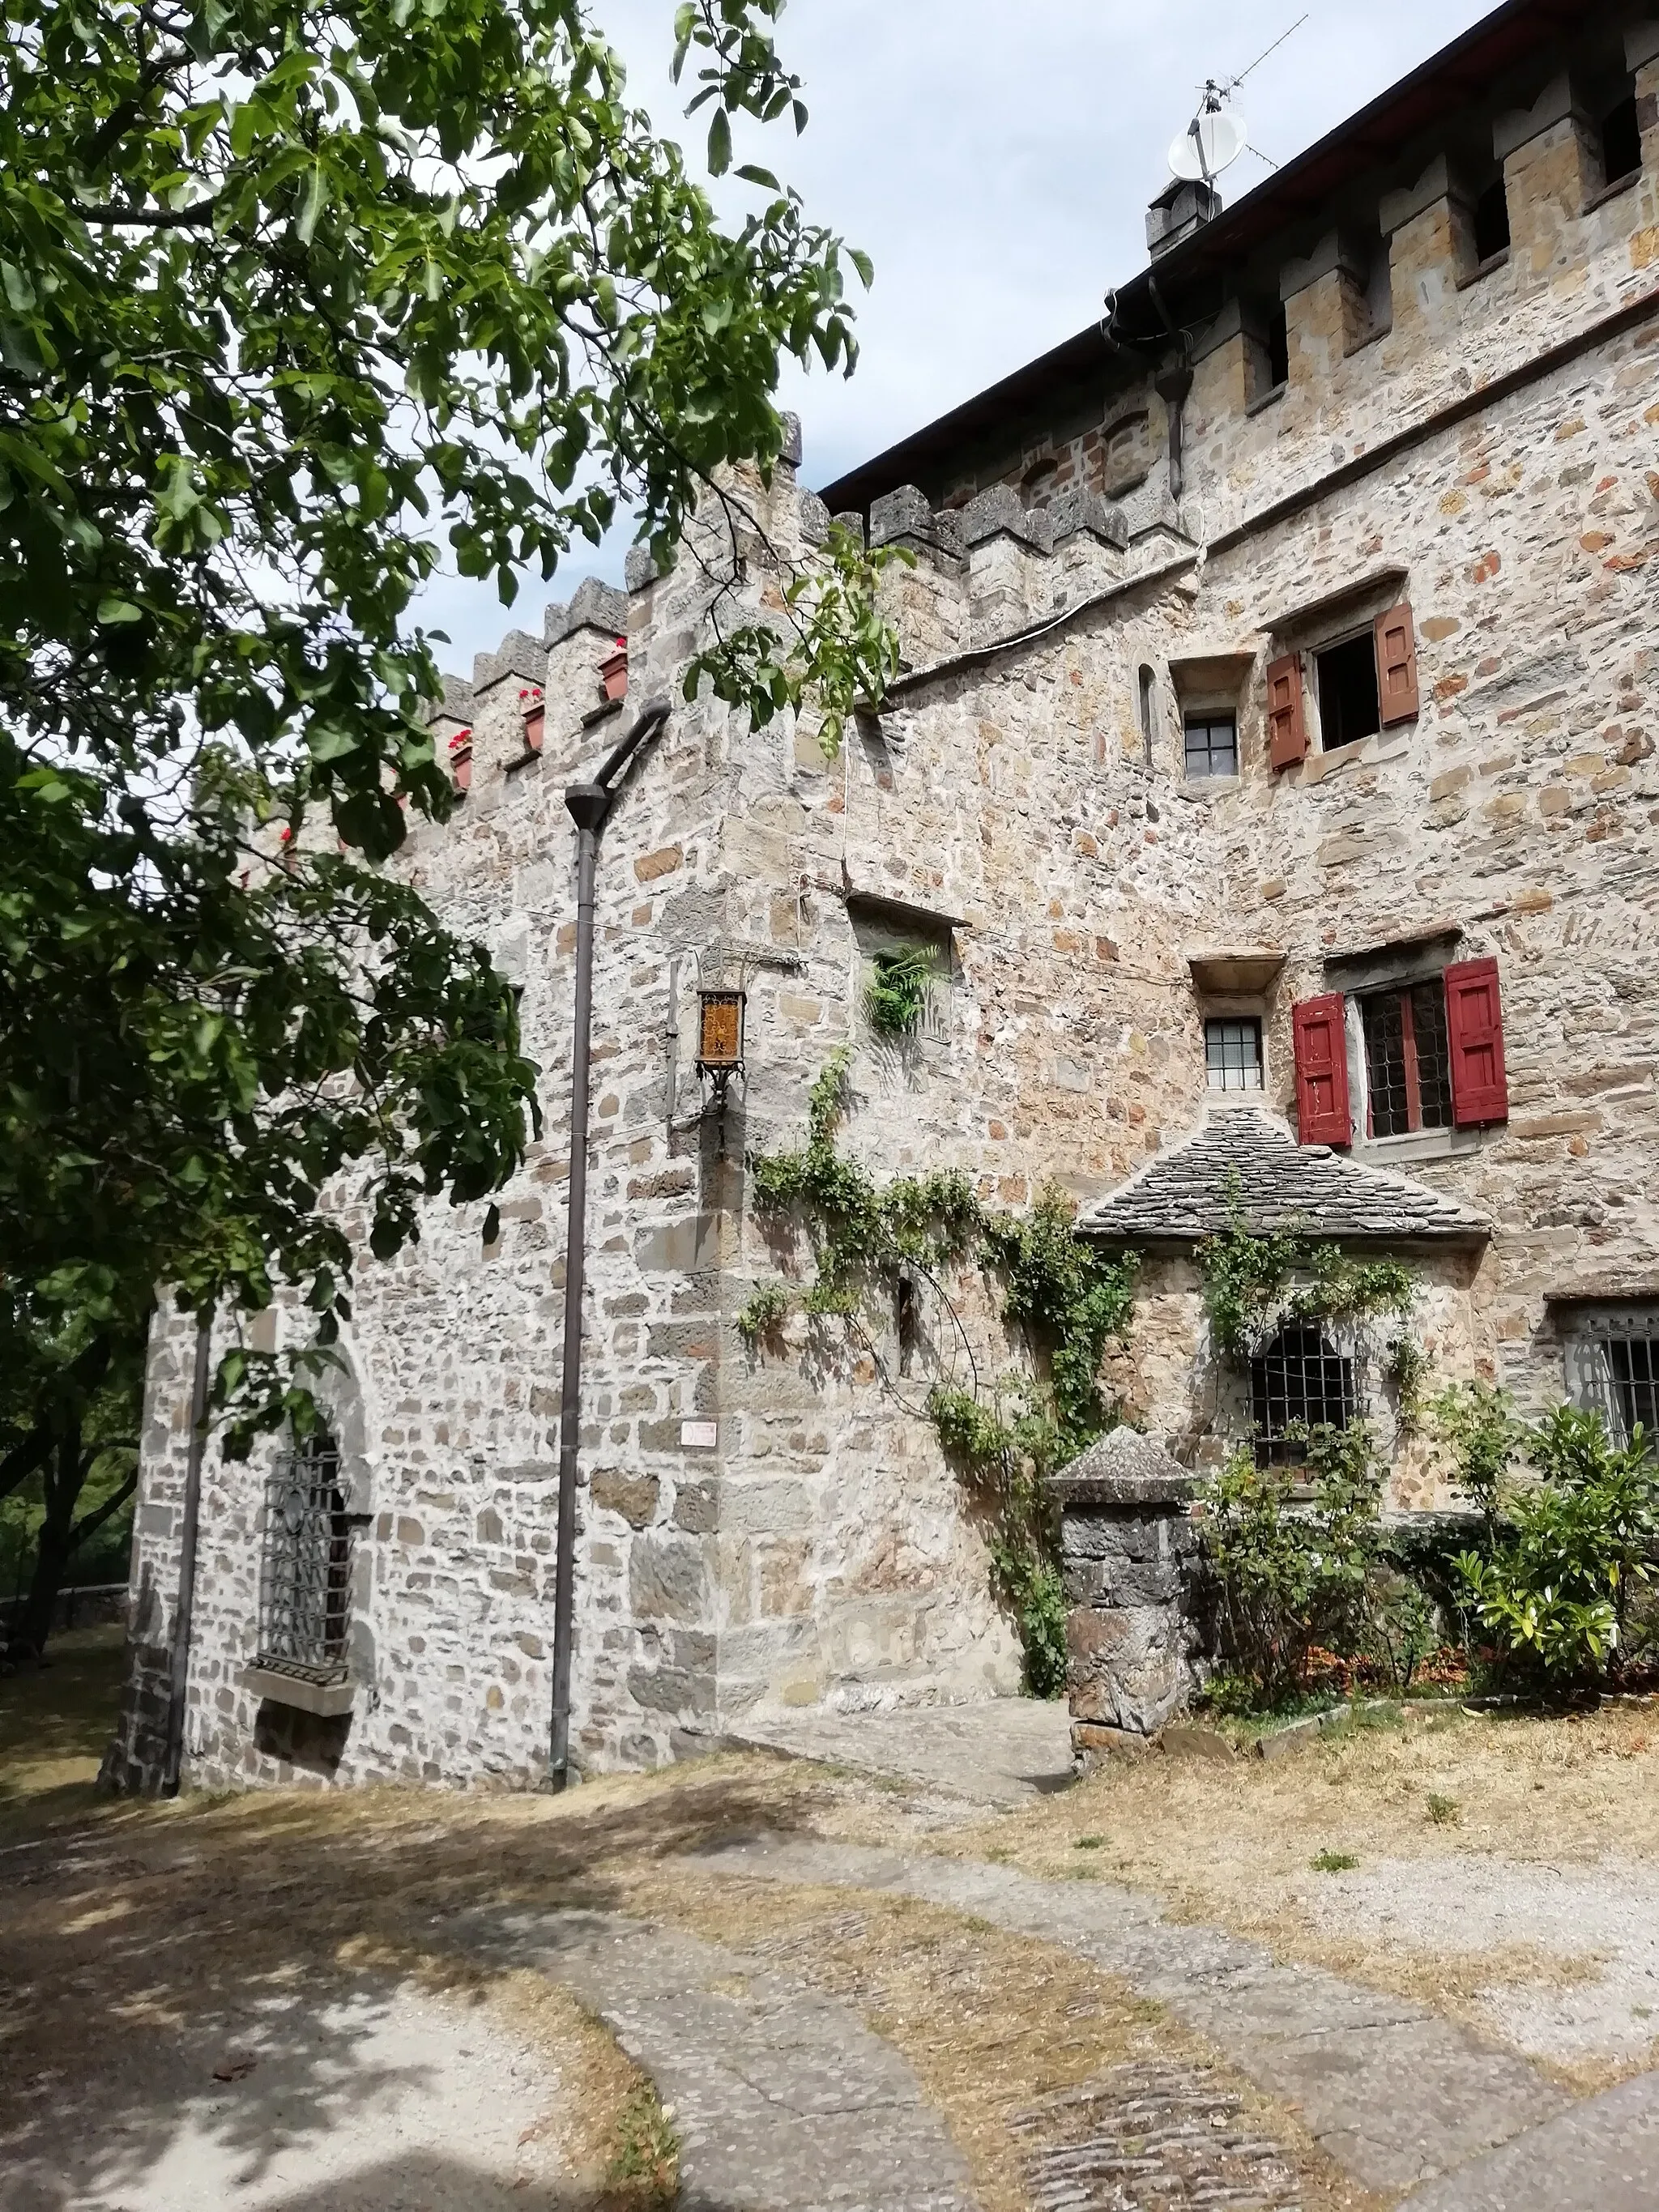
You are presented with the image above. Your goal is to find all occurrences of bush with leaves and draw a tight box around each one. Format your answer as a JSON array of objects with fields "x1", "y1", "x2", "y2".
[
  {"x1": 1196, "y1": 1424, "x2": 1388, "y2": 1710},
  {"x1": 1452, "y1": 1404, "x2": 1658, "y2": 1689},
  {"x1": 1197, "y1": 1198, "x2": 1415, "y2": 1364}
]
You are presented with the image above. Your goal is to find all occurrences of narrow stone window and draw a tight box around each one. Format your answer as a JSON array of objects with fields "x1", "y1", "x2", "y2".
[
  {"x1": 257, "y1": 1434, "x2": 352, "y2": 1685},
  {"x1": 1205, "y1": 1016, "x2": 1263, "y2": 1092},
  {"x1": 1183, "y1": 713, "x2": 1237, "y2": 779},
  {"x1": 1360, "y1": 980, "x2": 1453, "y2": 1137},
  {"x1": 1565, "y1": 1307, "x2": 1659, "y2": 1448},
  {"x1": 1599, "y1": 96, "x2": 1643, "y2": 188},
  {"x1": 1251, "y1": 1323, "x2": 1358, "y2": 1467},
  {"x1": 1314, "y1": 632, "x2": 1380, "y2": 750},
  {"x1": 1472, "y1": 177, "x2": 1510, "y2": 266},
  {"x1": 1137, "y1": 664, "x2": 1158, "y2": 763}
]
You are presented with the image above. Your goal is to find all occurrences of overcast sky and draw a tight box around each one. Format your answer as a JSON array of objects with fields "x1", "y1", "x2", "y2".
[{"x1": 420, "y1": 0, "x2": 1496, "y2": 676}]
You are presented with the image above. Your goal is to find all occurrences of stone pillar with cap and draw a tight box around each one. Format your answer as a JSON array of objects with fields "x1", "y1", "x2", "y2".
[{"x1": 1053, "y1": 1427, "x2": 1208, "y2": 1763}]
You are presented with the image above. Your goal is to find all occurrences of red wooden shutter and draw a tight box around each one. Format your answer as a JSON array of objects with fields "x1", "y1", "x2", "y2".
[
  {"x1": 1374, "y1": 600, "x2": 1419, "y2": 725},
  {"x1": 1444, "y1": 957, "x2": 1508, "y2": 1125},
  {"x1": 1292, "y1": 993, "x2": 1352, "y2": 1146},
  {"x1": 1266, "y1": 651, "x2": 1307, "y2": 769}
]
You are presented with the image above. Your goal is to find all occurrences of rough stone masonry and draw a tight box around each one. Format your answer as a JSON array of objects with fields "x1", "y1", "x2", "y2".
[{"x1": 108, "y1": 2, "x2": 1659, "y2": 1789}]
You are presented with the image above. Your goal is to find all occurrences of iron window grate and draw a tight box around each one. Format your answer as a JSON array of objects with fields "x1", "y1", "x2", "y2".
[
  {"x1": 1184, "y1": 715, "x2": 1237, "y2": 779},
  {"x1": 1572, "y1": 1327, "x2": 1659, "y2": 1450},
  {"x1": 1205, "y1": 1016, "x2": 1263, "y2": 1091},
  {"x1": 257, "y1": 1439, "x2": 352, "y2": 1684},
  {"x1": 1251, "y1": 1322, "x2": 1358, "y2": 1467}
]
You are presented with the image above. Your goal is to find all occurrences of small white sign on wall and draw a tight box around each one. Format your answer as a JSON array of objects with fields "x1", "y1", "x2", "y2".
[{"x1": 680, "y1": 1419, "x2": 719, "y2": 1450}]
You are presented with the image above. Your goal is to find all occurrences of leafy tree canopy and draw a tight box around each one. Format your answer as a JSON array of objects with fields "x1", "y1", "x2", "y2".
[{"x1": 0, "y1": 0, "x2": 878, "y2": 1474}]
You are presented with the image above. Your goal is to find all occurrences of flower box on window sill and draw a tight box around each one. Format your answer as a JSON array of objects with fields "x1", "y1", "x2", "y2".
[
  {"x1": 599, "y1": 641, "x2": 629, "y2": 702},
  {"x1": 241, "y1": 1662, "x2": 356, "y2": 1718},
  {"x1": 518, "y1": 687, "x2": 545, "y2": 754},
  {"x1": 448, "y1": 727, "x2": 473, "y2": 794}
]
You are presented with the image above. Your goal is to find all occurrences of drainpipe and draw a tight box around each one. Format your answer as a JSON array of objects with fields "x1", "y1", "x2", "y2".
[
  {"x1": 1154, "y1": 364, "x2": 1195, "y2": 502},
  {"x1": 161, "y1": 1316, "x2": 212, "y2": 1796},
  {"x1": 549, "y1": 697, "x2": 672, "y2": 1792}
]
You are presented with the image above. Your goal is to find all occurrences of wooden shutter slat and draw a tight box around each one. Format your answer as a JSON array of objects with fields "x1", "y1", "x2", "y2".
[
  {"x1": 1266, "y1": 650, "x2": 1308, "y2": 769},
  {"x1": 1374, "y1": 600, "x2": 1419, "y2": 725},
  {"x1": 1292, "y1": 993, "x2": 1351, "y2": 1146},
  {"x1": 1444, "y1": 957, "x2": 1508, "y2": 1125}
]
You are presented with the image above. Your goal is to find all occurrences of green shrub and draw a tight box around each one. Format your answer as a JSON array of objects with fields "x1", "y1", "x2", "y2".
[
  {"x1": 1452, "y1": 1404, "x2": 1658, "y2": 1689},
  {"x1": 1310, "y1": 1849, "x2": 1359, "y2": 1873},
  {"x1": 736, "y1": 1281, "x2": 791, "y2": 1349},
  {"x1": 1198, "y1": 1424, "x2": 1386, "y2": 1710}
]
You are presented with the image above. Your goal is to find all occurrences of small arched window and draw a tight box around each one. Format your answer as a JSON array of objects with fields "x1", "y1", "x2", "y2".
[
  {"x1": 1250, "y1": 1323, "x2": 1357, "y2": 1468},
  {"x1": 1020, "y1": 457, "x2": 1058, "y2": 506},
  {"x1": 258, "y1": 1432, "x2": 352, "y2": 1682},
  {"x1": 1137, "y1": 664, "x2": 1158, "y2": 763}
]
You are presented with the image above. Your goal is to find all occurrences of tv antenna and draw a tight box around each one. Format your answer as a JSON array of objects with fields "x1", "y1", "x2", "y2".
[{"x1": 1166, "y1": 13, "x2": 1307, "y2": 184}]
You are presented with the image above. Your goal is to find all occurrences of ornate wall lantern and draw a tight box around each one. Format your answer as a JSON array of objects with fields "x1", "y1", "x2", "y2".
[{"x1": 696, "y1": 989, "x2": 744, "y2": 1089}]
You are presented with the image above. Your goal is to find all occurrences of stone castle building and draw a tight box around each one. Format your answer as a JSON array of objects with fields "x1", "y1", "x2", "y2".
[{"x1": 110, "y1": 0, "x2": 1659, "y2": 1790}]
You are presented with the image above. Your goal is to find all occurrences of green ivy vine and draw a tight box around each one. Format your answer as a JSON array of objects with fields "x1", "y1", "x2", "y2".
[
  {"x1": 1197, "y1": 1177, "x2": 1417, "y2": 1363},
  {"x1": 743, "y1": 1050, "x2": 1139, "y2": 1695}
]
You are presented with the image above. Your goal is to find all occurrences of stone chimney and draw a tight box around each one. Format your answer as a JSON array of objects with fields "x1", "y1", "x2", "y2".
[{"x1": 1146, "y1": 177, "x2": 1222, "y2": 258}]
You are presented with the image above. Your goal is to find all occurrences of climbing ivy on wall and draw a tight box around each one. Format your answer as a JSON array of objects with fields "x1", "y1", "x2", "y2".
[
  {"x1": 1197, "y1": 1178, "x2": 1418, "y2": 1364},
  {"x1": 743, "y1": 1051, "x2": 1139, "y2": 1695}
]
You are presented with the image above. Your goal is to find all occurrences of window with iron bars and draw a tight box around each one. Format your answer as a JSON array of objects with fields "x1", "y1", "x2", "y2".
[
  {"x1": 1565, "y1": 1308, "x2": 1659, "y2": 1452},
  {"x1": 1361, "y1": 978, "x2": 1453, "y2": 1137},
  {"x1": 1250, "y1": 1321, "x2": 1359, "y2": 1467},
  {"x1": 257, "y1": 1435, "x2": 352, "y2": 1684}
]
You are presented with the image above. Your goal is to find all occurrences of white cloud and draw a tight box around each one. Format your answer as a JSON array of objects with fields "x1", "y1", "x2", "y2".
[{"x1": 420, "y1": 0, "x2": 1496, "y2": 676}]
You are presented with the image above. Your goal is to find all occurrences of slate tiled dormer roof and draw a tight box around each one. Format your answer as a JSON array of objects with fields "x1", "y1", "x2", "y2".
[{"x1": 1077, "y1": 1106, "x2": 1489, "y2": 1247}]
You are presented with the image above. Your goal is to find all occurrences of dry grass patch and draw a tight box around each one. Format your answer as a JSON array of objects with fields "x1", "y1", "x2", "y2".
[
  {"x1": 931, "y1": 1703, "x2": 1659, "y2": 2082},
  {"x1": 629, "y1": 1868, "x2": 1382, "y2": 2212}
]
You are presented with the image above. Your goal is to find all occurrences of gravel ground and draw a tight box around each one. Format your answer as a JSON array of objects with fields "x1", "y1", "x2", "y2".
[
  {"x1": 2, "y1": 1972, "x2": 569, "y2": 2212},
  {"x1": 1303, "y1": 1854, "x2": 1659, "y2": 2069}
]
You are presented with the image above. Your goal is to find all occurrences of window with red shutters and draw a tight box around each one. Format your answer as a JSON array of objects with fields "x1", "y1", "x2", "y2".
[
  {"x1": 1444, "y1": 957, "x2": 1508, "y2": 1125},
  {"x1": 1267, "y1": 651, "x2": 1307, "y2": 769},
  {"x1": 1374, "y1": 601, "x2": 1419, "y2": 725},
  {"x1": 1292, "y1": 993, "x2": 1351, "y2": 1146}
]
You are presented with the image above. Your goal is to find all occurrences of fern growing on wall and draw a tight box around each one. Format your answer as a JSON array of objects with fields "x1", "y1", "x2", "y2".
[{"x1": 862, "y1": 944, "x2": 938, "y2": 1038}]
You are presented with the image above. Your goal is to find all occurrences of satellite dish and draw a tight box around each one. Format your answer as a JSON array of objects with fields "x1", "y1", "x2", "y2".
[{"x1": 1168, "y1": 101, "x2": 1247, "y2": 183}]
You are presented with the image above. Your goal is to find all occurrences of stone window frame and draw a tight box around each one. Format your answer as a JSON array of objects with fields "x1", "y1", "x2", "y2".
[
  {"x1": 848, "y1": 902, "x2": 954, "y2": 1050},
  {"x1": 1248, "y1": 1317, "x2": 1363, "y2": 1469},
  {"x1": 249, "y1": 1430, "x2": 356, "y2": 1709},
  {"x1": 1262, "y1": 568, "x2": 1415, "y2": 769},
  {"x1": 1324, "y1": 929, "x2": 1482, "y2": 1166}
]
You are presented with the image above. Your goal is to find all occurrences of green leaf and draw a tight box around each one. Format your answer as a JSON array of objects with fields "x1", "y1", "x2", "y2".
[
  {"x1": 96, "y1": 599, "x2": 143, "y2": 624},
  {"x1": 707, "y1": 107, "x2": 732, "y2": 176}
]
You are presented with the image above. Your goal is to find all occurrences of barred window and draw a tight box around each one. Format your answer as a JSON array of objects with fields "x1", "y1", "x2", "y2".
[
  {"x1": 1184, "y1": 714, "x2": 1237, "y2": 780},
  {"x1": 1565, "y1": 1307, "x2": 1659, "y2": 1451},
  {"x1": 1251, "y1": 1322, "x2": 1358, "y2": 1468},
  {"x1": 1205, "y1": 1016, "x2": 1263, "y2": 1092},
  {"x1": 1361, "y1": 980, "x2": 1453, "y2": 1137},
  {"x1": 257, "y1": 1435, "x2": 352, "y2": 1685}
]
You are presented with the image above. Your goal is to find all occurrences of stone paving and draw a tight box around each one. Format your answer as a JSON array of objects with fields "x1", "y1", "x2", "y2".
[
  {"x1": 1013, "y1": 2062, "x2": 1303, "y2": 2211},
  {"x1": 727, "y1": 1698, "x2": 1078, "y2": 1808},
  {"x1": 1395, "y1": 2071, "x2": 1659, "y2": 2212},
  {"x1": 453, "y1": 1906, "x2": 978, "y2": 2212},
  {"x1": 687, "y1": 1835, "x2": 1567, "y2": 2197}
]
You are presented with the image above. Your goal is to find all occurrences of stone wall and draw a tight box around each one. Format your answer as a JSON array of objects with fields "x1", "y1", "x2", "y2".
[{"x1": 114, "y1": 33, "x2": 1659, "y2": 1791}]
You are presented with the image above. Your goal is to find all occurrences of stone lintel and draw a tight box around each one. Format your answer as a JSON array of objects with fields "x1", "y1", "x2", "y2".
[{"x1": 1187, "y1": 946, "x2": 1287, "y2": 997}]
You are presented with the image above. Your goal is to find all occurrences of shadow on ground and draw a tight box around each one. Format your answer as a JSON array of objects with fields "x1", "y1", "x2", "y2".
[{"x1": 0, "y1": 1761, "x2": 825, "y2": 2207}]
